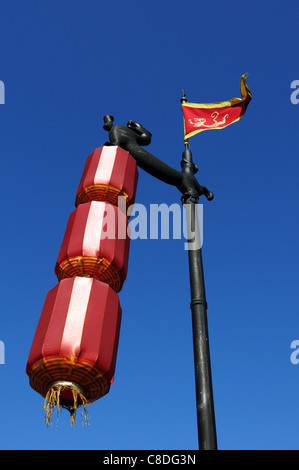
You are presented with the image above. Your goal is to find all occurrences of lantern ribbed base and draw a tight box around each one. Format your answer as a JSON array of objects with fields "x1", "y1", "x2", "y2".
[
  {"x1": 44, "y1": 381, "x2": 90, "y2": 428},
  {"x1": 55, "y1": 255, "x2": 123, "y2": 293}
]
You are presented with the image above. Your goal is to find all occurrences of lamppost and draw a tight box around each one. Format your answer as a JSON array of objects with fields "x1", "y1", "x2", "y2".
[{"x1": 103, "y1": 114, "x2": 218, "y2": 450}]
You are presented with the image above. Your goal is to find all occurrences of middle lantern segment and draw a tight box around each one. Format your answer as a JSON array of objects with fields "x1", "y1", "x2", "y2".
[{"x1": 55, "y1": 200, "x2": 130, "y2": 293}]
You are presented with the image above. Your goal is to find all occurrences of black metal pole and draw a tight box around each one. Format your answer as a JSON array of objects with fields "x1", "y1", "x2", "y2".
[{"x1": 181, "y1": 147, "x2": 217, "y2": 450}]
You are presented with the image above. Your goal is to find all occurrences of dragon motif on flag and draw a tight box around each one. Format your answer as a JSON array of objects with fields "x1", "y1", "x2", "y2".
[{"x1": 188, "y1": 111, "x2": 229, "y2": 129}]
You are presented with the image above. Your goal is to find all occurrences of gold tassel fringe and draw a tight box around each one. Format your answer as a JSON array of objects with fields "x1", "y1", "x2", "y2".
[{"x1": 43, "y1": 383, "x2": 90, "y2": 427}]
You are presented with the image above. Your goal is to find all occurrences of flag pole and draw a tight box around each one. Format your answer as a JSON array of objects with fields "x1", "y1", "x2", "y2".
[{"x1": 180, "y1": 91, "x2": 218, "y2": 450}]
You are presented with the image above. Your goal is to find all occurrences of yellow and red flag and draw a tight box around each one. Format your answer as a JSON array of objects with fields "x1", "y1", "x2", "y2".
[{"x1": 182, "y1": 74, "x2": 252, "y2": 142}]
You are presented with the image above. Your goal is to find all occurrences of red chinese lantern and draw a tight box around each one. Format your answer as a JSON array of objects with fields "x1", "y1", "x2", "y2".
[
  {"x1": 26, "y1": 277, "x2": 122, "y2": 426},
  {"x1": 55, "y1": 201, "x2": 130, "y2": 293},
  {"x1": 75, "y1": 145, "x2": 138, "y2": 209},
  {"x1": 26, "y1": 145, "x2": 137, "y2": 426}
]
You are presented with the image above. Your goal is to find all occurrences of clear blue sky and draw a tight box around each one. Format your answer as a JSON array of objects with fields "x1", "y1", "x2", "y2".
[{"x1": 0, "y1": 0, "x2": 298, "y2": 450}]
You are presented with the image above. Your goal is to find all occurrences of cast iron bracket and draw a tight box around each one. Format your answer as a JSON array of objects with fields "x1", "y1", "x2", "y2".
[{"x1": 103, "y1": 115, "x2": 214, "y2": 204}]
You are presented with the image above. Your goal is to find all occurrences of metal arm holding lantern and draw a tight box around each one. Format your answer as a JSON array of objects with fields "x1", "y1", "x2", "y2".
[{"x1": 103, "y1": 114, "x2": 214, "y2": 203}]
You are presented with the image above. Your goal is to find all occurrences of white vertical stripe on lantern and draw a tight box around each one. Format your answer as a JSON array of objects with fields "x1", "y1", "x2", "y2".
[
  {"x1": 81, "y1": 201, "x2": 104, "y2": 256},
  {"x1": 61, "y1": 277, "x2": 93, "y2": 355},
  {"x1": 94, "y1": 145, "x2": 117, "y2": 184}
]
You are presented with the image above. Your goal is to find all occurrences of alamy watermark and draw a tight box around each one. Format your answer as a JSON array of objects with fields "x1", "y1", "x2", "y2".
[
  {"x1": 0, "y1": 340, "x2": 4, "y2": 364},
  {"x1": 290, "y1": 340, "x2": 299, "y2": 364},
  {"x1": 290, "y1": 80, "x2": 299, "y2": 104},
  {"x1": 100, "y1": 197, "x2": 203, "y2": 251},
  {"x1": 0, "y1": 80, "x2": 4, "y2": 104}
]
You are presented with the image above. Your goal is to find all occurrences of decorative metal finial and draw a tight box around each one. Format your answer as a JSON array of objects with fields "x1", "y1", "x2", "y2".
[{"x1": 181, "y1": 89, "x2": 187, "y2": 103}]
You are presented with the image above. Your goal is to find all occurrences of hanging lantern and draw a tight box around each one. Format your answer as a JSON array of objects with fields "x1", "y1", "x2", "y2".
[
  {"x1": 75, "y1": 145, "x2": 138, "y2": 209},
  {"x1": 27, "y1": 145, "x2": 137, "y2": 426},
  {"x1": 26, "y1": 276, "x2": 122, "y2": 426},
  {"x1": 55, "y1": 200, "x2": 130, "y2": 293}
]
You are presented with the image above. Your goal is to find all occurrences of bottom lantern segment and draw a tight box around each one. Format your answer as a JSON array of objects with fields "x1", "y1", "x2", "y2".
[{"x1": 26, "y1": 276, "x2": 122, "y2": 427}]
